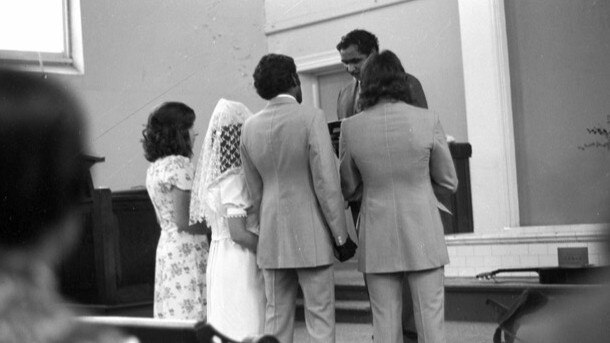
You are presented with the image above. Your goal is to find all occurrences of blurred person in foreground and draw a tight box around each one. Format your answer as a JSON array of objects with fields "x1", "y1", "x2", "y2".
[
  {"x1": 515, "y1": 236, "x2": 610, "y2": 343},
  {"x1": 0, "y1": 69, "x2": 130, "y2": 342},
  {"x1": 339, "y1": 50, "x2": 457, "y2": 343}
]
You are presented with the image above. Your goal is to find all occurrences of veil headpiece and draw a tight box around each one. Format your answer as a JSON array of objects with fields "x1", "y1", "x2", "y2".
[{"x1": 190, "y1": 98, "x2": 253, "y2": 224}]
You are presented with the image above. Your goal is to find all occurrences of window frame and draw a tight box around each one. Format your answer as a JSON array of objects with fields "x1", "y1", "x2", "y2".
[{"x1": 0, "y1": 0, "x2": 84, "y2": 75}]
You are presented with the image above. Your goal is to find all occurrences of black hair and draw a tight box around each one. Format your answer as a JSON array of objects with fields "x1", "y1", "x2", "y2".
[
  {"x1": 0, "y1": 69, "x2": 86, "y2": 248},
  {"x1": 336, "y1": 29, "x2": 379, "y2": 55},
  {"x1": 142, "y1": 102, "x2": 196, "y2": 162},
  {"x1": 253, "y1": 53, "x2": 298, "y2": 100},
  {"x1": 358, "y1": 50, "x2": 412, "y2": 110}
]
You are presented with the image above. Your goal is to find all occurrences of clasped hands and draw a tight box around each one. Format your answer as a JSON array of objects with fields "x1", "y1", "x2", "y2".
[{"x1": 334, "y1": 236, "x2": 357, "y2": 262}]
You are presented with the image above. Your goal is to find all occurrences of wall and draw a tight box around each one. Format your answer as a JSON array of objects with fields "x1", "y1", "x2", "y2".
[
  {"x1": 264, "y1": 0, "x2": 468, "y2": 141},
  {"x1": 446, "y1": 224, "x2": 610, "y2": 277},
  {"x1": 505, "y1": 0, "x2": 610, "y2": 225},
  {"x1": 52, "y1": 0, "x2": 268, "y2": 190}
]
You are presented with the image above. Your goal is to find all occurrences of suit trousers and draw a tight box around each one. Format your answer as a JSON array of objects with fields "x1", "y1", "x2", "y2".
[
  {"x1": 365, "y1": 267, "x2": 446, "y2": 343},
  {"x1": 352, "y1": 205, "x2": 417, "y2": 342},
  {"x1": 263, "y1": 265, "x2": 336, "y2": 343},
  {"x1": 362, "y1": 270, "x2": 418, "y2": 342}
]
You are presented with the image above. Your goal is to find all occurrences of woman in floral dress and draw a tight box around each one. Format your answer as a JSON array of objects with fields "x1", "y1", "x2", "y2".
[{"x1": 142, "y1": 102, "x2": 208, "y2": 320}]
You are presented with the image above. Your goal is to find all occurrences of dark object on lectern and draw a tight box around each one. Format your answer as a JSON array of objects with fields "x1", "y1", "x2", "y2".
[
  {"x1": 328, "y1": 120, "x2": 342, "y2": 155},
  {"x1": 476, "y1": 265, "x2": 610, "y2": 284},
  {"x1": 437, "y1": 143, "x2": 473, "y2": 234},
  {"x1": 59, "y1": 155, "x2": 162, "y2": 309}
]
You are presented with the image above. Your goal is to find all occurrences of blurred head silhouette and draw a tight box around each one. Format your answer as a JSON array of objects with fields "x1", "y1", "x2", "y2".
[{"x1": 0, "y1": 69, "x2": 86, "y2": 263}]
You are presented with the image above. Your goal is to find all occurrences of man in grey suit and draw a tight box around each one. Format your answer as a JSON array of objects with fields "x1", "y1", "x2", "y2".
[
  {"x1": 336, "y1": 29, "x2": 427, "y2": 342},
  {"x1": 340, "y1": 50, "x2": 457, "y2": 343},
  {"x1": 240, "y1": 53, "x2": 357, "y2": 343}
]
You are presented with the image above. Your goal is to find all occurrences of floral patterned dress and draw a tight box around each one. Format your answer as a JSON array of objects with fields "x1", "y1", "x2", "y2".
[{"x1": 146, "y1": 155, "x2": 208, "y2": 320}]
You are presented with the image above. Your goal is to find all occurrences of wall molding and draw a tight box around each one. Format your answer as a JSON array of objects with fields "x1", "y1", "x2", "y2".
[
  {"x1": 294, "y1": 50, "x2": 342, "y2": 74},
  {"x1": 446, "y1": 223, "x2": 610, "y2": 246},
  {"x1": 264, "y1": 0, "x2": 411, "y2": 35}
]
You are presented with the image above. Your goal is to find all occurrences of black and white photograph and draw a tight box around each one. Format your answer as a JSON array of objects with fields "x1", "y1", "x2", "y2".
[{"x1": 1, "y1": 1, "x2": 608, "y2": 342}]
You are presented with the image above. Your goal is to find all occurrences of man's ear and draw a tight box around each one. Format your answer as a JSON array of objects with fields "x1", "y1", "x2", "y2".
[{"x1": 291, "y1": 73, "x2": 301, "y2": 87}]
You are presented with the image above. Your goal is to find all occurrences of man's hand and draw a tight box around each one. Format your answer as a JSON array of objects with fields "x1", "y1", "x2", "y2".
[{"x1": 334, "y1": 236, "x2": 357, "y2": 262}]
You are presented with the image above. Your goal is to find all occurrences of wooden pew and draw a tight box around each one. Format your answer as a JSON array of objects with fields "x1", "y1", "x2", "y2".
[{"x1": 60, "y1": 155, "x2": 159, "y2": 315}]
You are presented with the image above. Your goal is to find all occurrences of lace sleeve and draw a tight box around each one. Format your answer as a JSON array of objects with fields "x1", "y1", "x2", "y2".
[{"x1": 218, "y1": 171, "x2": 250, "y2": 218}]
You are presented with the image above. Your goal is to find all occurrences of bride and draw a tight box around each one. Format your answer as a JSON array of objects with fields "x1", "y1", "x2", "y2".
[{"x1": 190, "y1": 98, "x2": 265, "y2": 340}]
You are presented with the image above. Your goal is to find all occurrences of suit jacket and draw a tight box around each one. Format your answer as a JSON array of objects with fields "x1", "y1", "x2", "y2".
[
  {"x1": 240, "y1": 96, "x2": 349, "y2": 269},
  {"x1": 339, "y1": 100, "x2": 457, "y2": 273},
  {"x1": 336, "y1": 73, "x2": 427, "y2": 120}
]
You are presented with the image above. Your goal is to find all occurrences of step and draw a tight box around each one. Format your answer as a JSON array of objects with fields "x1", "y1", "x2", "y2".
[{"x1": 331, "y1": 261, "x2": 610, "y2": 324}]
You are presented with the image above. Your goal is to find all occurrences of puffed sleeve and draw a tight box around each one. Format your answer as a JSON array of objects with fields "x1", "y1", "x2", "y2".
[
  {"x1": 162, "y1": 156, "x2": 193, "y2": 191},
  {"x1": 218, "y1": 171, "x2": 249, "y2": 218}
]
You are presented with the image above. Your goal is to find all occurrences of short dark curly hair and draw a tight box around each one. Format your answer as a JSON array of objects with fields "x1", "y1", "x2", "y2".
[
  {"x1": 253, "y1": 54, "x2": 298, "y2": 100},
  {"x1": 0, "y1": 69, "x2": 86, "y2": 249},
  {"x1": 336, "y1": 29, "x2": 379, "y2": 56},
  {"x1": 142, "y1": 102, "x2": 196, "y2": 162},
  {"x1": 358, "y1": 50, "x2": 412, "y2": 111}
]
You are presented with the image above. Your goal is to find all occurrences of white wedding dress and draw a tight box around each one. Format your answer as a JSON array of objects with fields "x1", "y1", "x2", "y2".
[
  {"x1": 205, "y1": 170, "x2": 265, "y2": 341},
  {"x1": 189, "y1": 98, "x2": 265, "y2": 341}
]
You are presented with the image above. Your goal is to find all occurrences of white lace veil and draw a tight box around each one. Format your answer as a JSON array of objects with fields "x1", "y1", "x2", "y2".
[{"x1": 190, "y1": 98, "x2": 253, "y2": 225}]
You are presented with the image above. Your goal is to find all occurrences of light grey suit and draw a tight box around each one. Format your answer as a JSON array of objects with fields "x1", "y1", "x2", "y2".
[
  {"x1": 337, "y1": 73, "x2": 429, "y2": 343},
  {"x1": 339, "y1": 100, "x2": 457, "y2": 343},
  {"x1": 240, "y1": 96, "x2": 349, "y2": 343}
]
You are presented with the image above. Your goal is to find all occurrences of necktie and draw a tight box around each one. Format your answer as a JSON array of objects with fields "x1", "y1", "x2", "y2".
[{"x1": 353, "y1": 81, "x2": 361, "y2": 114}]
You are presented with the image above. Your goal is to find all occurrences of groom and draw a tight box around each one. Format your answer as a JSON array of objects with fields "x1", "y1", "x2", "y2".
[{"x1": 240, "y1": 53, "x2": 357, "y2": 343}]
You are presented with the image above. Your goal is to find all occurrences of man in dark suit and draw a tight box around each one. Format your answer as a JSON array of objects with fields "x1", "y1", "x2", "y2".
[
  {"x1": 335, "y1": 29, "x2": 428, "y2": 343},
  {"x1": 336, "y1": 29, "x2": 427, "y2": 120}
]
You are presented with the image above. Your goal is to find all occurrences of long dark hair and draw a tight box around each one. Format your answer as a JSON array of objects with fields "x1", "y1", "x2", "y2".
[
  {"x1": 358, "y1": 50, "x2": 412, "y2": 111},
  {"x1": 142, "y1": 102, "x2": 196, "y2": 162}
]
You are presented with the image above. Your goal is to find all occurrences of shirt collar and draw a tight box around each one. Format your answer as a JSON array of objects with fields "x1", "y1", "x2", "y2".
[{"x1": 275, "y1": 94, "x2": 296, "y2": 101}]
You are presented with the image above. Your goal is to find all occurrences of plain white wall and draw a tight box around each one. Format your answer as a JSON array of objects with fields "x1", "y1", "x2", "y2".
[
  {"x1": 264, "y1": 0, "x2": 468, "y2": 141},
  {"x1": 52, "y1": 0, "x2": 268, "y2": 190}
]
